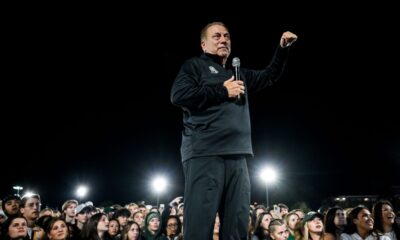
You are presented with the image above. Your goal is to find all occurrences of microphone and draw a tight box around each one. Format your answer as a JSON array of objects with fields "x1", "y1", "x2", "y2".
[
  {"x1": 232, "y1": 57, "x2": 241, "y2": 100},
  {"x1": 232, "y1": 57, "x2": 240, "y2": 80}
]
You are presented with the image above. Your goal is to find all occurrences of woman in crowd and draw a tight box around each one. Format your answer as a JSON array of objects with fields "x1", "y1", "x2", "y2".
[
  {"x1": 372, "y1": 200, "x2": 399, "y2": 240},
  {"x1": 324, "y1": 207, "x2": 346, "y2": 240},
  {"x1": 341, "y1": 206, "x2": 390, "y2": 240},
  {"x1": 1, "y1": 216, "x2": 30, "y2": 240},
  {"x1": 44, "y1": 218, "x2": 69, "y2": 240}
]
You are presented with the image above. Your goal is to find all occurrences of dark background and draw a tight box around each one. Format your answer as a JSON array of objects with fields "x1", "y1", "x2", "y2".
[{"x1": 3, "y1": 7, "x2": 399, "y2": 210}]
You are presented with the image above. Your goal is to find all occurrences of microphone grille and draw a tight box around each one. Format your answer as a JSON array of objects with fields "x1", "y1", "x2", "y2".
[{"x1": 232, "y1": 57, "x2": 240, "y2": 67}]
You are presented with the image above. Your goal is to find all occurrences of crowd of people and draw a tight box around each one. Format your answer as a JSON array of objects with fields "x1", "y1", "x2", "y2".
[{"x1": 0, "y1": 193, "x2": 399, "y2": 240}]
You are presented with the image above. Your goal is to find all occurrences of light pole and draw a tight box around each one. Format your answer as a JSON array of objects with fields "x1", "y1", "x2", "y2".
[
  {"x1": 152, "y1": 176, "x2": 167, "y2": 207},
  {"x1": 13, "y1": 186, "x2": 23, "y2": 196},
  {"x1": 259, "y1": 166, "x2": 278, "y2": 207}
]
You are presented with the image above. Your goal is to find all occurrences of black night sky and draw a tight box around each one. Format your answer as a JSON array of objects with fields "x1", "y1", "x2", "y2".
[{"x1": 3, "y1": 7, "x2": 399, "y2": 210}]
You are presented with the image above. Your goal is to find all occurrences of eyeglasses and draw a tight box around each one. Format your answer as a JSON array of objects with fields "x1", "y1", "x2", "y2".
[
  {"x1": 26, "y1": 202, "x2": 41, "y2": 209},
  {"x1": 167, "y1": 223, "x2": 178, "y2": 228}
]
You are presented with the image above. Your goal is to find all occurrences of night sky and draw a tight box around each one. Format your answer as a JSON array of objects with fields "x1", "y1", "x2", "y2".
[{"x1": 3, "y1": 7, "x2": 399, "y2": 210}]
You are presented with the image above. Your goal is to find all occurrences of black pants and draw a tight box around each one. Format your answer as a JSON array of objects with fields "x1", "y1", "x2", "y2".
[{"x1": 182, "y1": 155, "x2": 250, "y2": 240}]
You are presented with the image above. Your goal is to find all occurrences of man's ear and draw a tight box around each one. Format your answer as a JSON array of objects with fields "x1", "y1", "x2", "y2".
[{"x1": 201, "y1": 41, "x2": 205, "y2": 50}]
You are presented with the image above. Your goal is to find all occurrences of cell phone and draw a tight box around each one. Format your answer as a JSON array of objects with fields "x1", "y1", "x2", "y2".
[
  {"x1": 160, "y1": 204, "x2": 165, "y2": 209},
  {"x1": 273, "y1": 205, "x2": 280, "y2": 215}
]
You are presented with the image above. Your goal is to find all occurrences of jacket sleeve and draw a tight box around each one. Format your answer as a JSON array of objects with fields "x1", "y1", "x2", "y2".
[
  {"x1": 244, "y1": 45, "x2": 290, "y2": 93},
  {"x1": 170, "y1": 59, "x2": 229, "y2": 109}
]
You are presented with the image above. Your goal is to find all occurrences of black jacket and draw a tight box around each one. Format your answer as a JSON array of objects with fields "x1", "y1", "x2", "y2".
[{"x1": 171, "y1": 46, "x2": 289, "y2": 161}]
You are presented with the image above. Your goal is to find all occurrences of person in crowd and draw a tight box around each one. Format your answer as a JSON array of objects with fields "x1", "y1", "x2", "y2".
[
  {"x1": 295, "y1": 211, "x2": 325, "y2": 240},
  {"x1": 61, "y1": 200, "x2": 78, "y2": 225},
  {"x1": 2, "y1": 195, "x2": 21, "y2": 218},
  {"x1": 372, "y1": 200, "x2": 399, "y2": 240},
  {"x1": 324, "y1": 207, "x2": 346, "y2": 240},
  {"x1": 120, "y1": 221, "x2": 141, "y2": 240},
  {"x1": 107, "y1": 218, "x2": 120, "y2": 240},
  {"x1": 141, "y1": 211, "x2": 166, "y2": 240},
  {"x1": 285, "y1": 210, "x2": 300, "y2": 240},
  {"x1": 0, "y1": 216, "x2": 30, "y2": 240},
  {"x1": 43, "y1": 218, "x2": 69, "y2": 240},
  {"x1": 341, "y1": 206, "x2": 390, "y2": 240},
  {"x1": 163, "y1": 215, "x2": 182, "y2": 240},
  {"x1": 269, "y1": 219, "x2": 290, "y2": 240},
  {"x1": 252, "y1": 212, "x2": 273, "y2": 240},
  {"x1": 80, "y1": 212, "x2": 109, "y2": 240},
  {"x1": 20, "y1": 194, "x2": 44, "y2": 240}
]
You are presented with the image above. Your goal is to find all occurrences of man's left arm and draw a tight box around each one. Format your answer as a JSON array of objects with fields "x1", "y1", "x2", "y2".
[{"x1": 244, "y1": 31, "x2": 298, "y2": 92}]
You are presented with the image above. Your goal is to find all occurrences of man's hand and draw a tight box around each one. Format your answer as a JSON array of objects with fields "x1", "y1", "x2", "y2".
[
  {"x1": 169, "y1": 196, "x2": 183, "y2": 207},
  {"x1": 280, "y1": 31, "x2": 298, "y2": 48},
  {"x1": 224, "y1": 76, "x2": 245, "y2": 98}
]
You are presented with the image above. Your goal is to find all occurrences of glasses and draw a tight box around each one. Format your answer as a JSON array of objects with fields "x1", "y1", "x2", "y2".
[
  {"x1": 167, "y1": 223, "x2": 178, "y2": 228},
  {"x1": 26, "y1": 202, "x2": 41, "y2": 209}
]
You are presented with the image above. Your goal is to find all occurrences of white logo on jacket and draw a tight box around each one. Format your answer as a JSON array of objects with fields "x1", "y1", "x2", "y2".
[{"x1": 208, "y1": 66, "x2": 219, "y2": 74}]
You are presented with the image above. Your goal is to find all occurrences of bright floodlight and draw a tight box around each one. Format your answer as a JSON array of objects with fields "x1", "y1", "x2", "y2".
[
  {"x1": 76, "y1": 185, "x2": 88, "y2": 198},
  {"x1": 152, "y1": 176, "x2": 167, "y2": 194},
  {"x1": 260, "y1": 166, "x2": 278, "y2": 184}
]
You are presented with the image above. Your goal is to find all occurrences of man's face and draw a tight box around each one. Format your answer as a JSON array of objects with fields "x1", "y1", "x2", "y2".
[
  {"x1": 20, "y1": 197, "x2": 40, "y2": 221},
  {"x1": 64, "y1": 204, "x2": 77, "y2": 218},
  {"x1": 4, "y1": 199, "x2": 20, "y2": 216},
  {"x1": 201, "y1": 24, "x2": 231, "y2": 60}
]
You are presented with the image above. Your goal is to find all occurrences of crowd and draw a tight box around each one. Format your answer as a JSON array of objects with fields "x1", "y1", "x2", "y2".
[{"x1": 0, "y1": 193, "x2": 399, "y2": 240}]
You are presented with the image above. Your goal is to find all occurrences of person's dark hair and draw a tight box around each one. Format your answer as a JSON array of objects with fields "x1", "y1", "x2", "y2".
[
  {"x1": 324, "y1": 207, "x2": 342, "y2": 235},
  {"x1": 36, "y1": 215, "x2": 53, "y2": 230},
  {"x1": 253, "y1": 212, "x2": 272, "y2": 239},
  {"x1": 163, "y1": 215, "x2": 182, "y2": 236},
  {"x1": 107, "y1": 218, "x2": 121, "y2": 238},
  {"x1": 1, "y1": 194, "x2": 21, "y2": 217},
  {"x1": 80, "y1": 212, "x2": 106, "y2": 240},
  {"x1": 372, "y1": 200, "x2": 400, "y2": 239},
  {"x1": 343, "y1": 206, "x2": 370, "y2": 235},
  {"x1": 113, "y1": 208, "x2": 131, "y2": 219},
  {"x1": 200, "y1": 22, "x2": 228, "y2": 42}
]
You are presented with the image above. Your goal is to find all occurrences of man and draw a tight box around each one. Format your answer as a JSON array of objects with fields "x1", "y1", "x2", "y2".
[
  {"x1": 2, "y1": 194, "x2": 21, "y2": 218},
  {"x1": 61, "y1": 199, "x2": 78, "y2": 224},
  {"x1": 20, "y1": 193, "x2": 44, "y2": 240},
  {"x1": 171, "y1": 21, "x2": 297, "y2": 239}
]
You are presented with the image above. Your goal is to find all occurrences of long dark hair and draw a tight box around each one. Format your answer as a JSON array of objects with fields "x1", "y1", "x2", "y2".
[
  {"x1": 343, "y1": 206, "x2": 371, "y2": 235},
  {"x1": 372, "y1": 200, "x2": 400, "y2": 239},
  {"x1": 80, "y1": 212, "x2": 106, "y2": 240},
  {"x1": 324, "y1": 207, "x2": 342, "y2": 236}
]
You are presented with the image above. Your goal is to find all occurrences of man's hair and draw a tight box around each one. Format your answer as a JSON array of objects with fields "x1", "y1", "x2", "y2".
[
  {"x1": 200, "y1": 22, "x2": 228, "y2": 41},
  {"x1": 20, "y1": 194, "x2": 40, "y2": 207}
]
